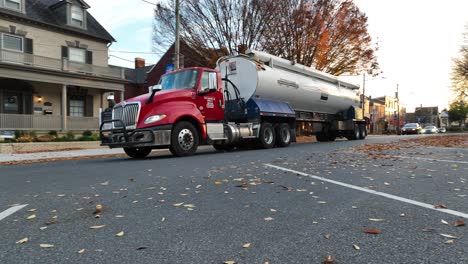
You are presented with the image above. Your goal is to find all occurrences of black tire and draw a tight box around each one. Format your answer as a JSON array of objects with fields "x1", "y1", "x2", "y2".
[
  {"x1": 275, "y1": 123, "x2": 291, "y2": 147},
  {"x1": 213, "y1": 143, "x2": 234, "y2": 152},
  {"x1": 316, "y1": 132, "x2": 328, "y2": 142},
  {"x1": 123, "y1": 147, "x2": 152, "y2": 158},
  {"x1": 346, "y1": 124, "x2": 360, "y2": 140},
  {"x1": 359, "y1": 124, "x2": 366, "y2": 139},
  {"x1": 328, "y1": 133, "x2": 336, "y2": 141},
  {"x1": 257, "y1": 122, "x2": 275, "y2": 149},
  {"x1": 170, "y1": 121, "x2": 199, "y2": 157}
]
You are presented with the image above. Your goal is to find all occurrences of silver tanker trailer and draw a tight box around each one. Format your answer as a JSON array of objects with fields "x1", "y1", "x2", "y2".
[{"x1": 216, "y1": 50, "x2": 367, "y2": 144}]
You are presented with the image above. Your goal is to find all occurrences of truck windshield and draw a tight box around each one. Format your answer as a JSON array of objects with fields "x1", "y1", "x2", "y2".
[{"x1": 159, "y1": 70, "x2": 199, "y2": 90}]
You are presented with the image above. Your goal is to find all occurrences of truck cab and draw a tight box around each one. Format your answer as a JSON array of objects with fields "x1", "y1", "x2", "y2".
[{"x1": 100, "y1": 67, "x2": 225, "y2": 157}]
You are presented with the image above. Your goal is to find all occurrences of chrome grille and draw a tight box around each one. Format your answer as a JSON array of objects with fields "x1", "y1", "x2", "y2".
[{"x1": 112, "y1": 103, "x2": 140, "y2": 129}]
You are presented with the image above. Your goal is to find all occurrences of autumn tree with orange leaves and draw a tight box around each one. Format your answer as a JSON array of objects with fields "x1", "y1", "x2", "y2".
[{"x1": 153, "y1": 0, "x2": 378, "y2": 76}]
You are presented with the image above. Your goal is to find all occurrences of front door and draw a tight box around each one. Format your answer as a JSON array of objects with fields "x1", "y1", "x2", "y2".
[{"x1": 196, "y1": 71, "x2": 224, "y2": 122}]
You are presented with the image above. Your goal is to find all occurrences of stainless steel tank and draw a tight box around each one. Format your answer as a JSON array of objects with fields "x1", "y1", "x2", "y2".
[{"x1": 216, "y1": 50, "x2": 360, "y2": 114}]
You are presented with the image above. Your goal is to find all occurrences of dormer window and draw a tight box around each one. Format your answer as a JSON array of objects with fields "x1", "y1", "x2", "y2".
[
  {"x1": 3, "y1": 0, "x2": 22, "y2": 11},
  {"x1": 71, "y1": 5, "x2": 84, "y2": 27}
]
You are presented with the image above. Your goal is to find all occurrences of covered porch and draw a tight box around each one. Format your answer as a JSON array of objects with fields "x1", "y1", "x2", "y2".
[{"x1": 0, "y1": 66, "x2": 125, "y2": 132}]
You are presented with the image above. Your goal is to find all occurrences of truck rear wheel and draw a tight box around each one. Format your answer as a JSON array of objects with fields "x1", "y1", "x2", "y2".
[
  {"x1": 258, "y1": 122, "x2": 275, "y2": 149},
  {"x1": 170, "y1": 121, "x2": 199, "y2": 157},
  {"x1": 124, "y1": 147, "x2": 152, "y2": 159},
  {"x1": 276, "y1": 123, "x2": 291, "y2": 147},
  {"x1": 346, "y1": 124, "x2": 360, "y2": 140},
  {"x1": 316, "y1": 132, "x2": 328, "y2": 142}
]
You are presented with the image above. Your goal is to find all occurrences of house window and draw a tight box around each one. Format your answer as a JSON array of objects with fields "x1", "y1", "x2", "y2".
[
  {"x1": 3, "y1": 95, "x2": 19, "y2": 113},
  {"x1": 1, "y1": 34, "x2": 23, "y2": 52},
  {"x1": 69, "y1": 47, "x2": 85, "y2": 63},
  {"x1": 4, "y1": 0, "x2": 21, "y2": 11},
  {"x1": 71, "y1": 5, "x2": 84, "y2": 27},
  {"x1": 69, "y1": 99, "x2": 84, "y2": 117}
]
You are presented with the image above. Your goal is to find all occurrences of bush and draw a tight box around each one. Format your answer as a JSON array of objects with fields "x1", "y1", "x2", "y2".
[
  {"x1": 82, "y1": 130, "x2": 93, "y2": 137},
  {"x1": 36, "y1": 135, "x2": 56, "y2": 142},
  {"x1": 65, "y1": 131, "x2": 75, "y2": 140},
  {"x1": 48, "y1": 130, "x2": 58, "y2": 136},
  {"x1": 14, "y1": 130, "x2": 25, "y2": 138}
]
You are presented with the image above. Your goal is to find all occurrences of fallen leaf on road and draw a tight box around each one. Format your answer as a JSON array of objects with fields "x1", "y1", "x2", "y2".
[
  {"x1": 44, "y1": 219, "x2": 57, "y2": 225},
  {"x1": 172, "y1": 203, "x2": 184, "y2": 207},
  {"x1": 440, "y1": 233, "x2": 458, "y2": 239},
  {"x1": 363, "y1": 228, "x2": 381, "y2": 234},
  {"x1": 353, "y1": 244, "x2": 360, "y2": 250},
  {"x1": 214, "y1": 181, "x2": 222, "y2": 185},
  {"x1": 369, "y1": 218, "x2": 385, "y2": 222},
  {"x1": 100, "y1": 181, "x2": 109, "y2": 186},
  {"x1": 136, "y1": 247, "x2": 148, "y2": 250},
  {"x1": 89, "y1": 225, "x2": 106, "y2": 229},
  {"x1": 57, "y1": 194, "x2": 65, "y2": 197},
  {"x1": 116, "y1": 231, "x2": 124, "y2": 237},
  {"x1": 281, "y1": 185, "x2": 294, "y2": 191},
  {"x1": 445, "y1": 240, "x2": 455, "y2": 244},
  {"x1": 27, "y1": 208, "x2": 37, "y2": 212},
  {"x1": 242, "y1": 243, "x2": 251, "y2": 248},
  {"x1": 324, "y1": 234, "x2": 331, "y2": 239},
  {"x1": 264, "y1": 217, "x2": 274, "y2": 221},
  {"x1": 26, "y1": 214, "x2": 36, "y2": 220},
  {"x1": 270, "y1": 209, "x2": 277, "y2": 212},
  {"x1": 40, "y1": 244, "x2": 54, "y2": 248},
  {"x1": 183, "y1": 204, "x2": 195, "y2": 208},
  {"x1": 16, "y1": 238, "x2": 28, "y2": 244},
  {"x1": 434, "y1": 204, "x2": 448, "y2": 209},
  {"x1": 323, "y1": 255, "x2": 335, "y2": 263},
  {"x1": 94, "y1": 204, "x2": 103, "y2": 214},
  {"x1": 224, "y1": 261, "x2": 237, "y2": 264},
  {"x1": 441, "y1": 220, "x2": 449, "y2": 225},
  {"x1": 78, "y1": 249, "x2": 85, "y2": 254},
  {"x1": 455, "y1": 220, "x2": 465, "y2": 227}
]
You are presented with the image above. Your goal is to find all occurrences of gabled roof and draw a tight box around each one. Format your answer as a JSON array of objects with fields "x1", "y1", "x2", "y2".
[{"x1": 0, "y1": 0, "x2": 115, "y2": 43}]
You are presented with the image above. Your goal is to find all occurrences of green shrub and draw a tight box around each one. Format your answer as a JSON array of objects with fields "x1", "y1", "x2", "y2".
[
  {"x1": 48, "y1": 130, "x2": 58, "y2": 136},
  {"x1": 82, "y1": 130, "x2": 93, "y2": 137},
  {"x1": 65, "y1": 131, "x2": 75, "y2": 140},
  {"x1": 14, "y1": 130, "x2": 25, "y2": 138}
]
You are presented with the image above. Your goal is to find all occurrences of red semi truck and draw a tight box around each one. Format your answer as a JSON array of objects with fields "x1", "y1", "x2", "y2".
[{"x1": 100, "y1": 50, "x2": 366, "y2": 158}]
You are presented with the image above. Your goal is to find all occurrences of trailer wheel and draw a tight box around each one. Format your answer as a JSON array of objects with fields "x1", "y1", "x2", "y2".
[
  {"x1": 359, "y1": 124, "x2": 367, "y2": 139},
  {"x1": 346, "y1": 124, "x2": 360, "y2": 140},
  {"x1": 258, "y1": 122, "x2": 275, "y2": 149},
  {"x1": 276, "y1": 123, "x2": 291, "y2": 147},
  {"x1": 316, "y1": 132, "x2": 328, "y2": 142},
  {"x1": 123, "y1": 147, "x2": 152, "y2": 159},
  {"x1": 170, "y1": 121, "x2": 199, "y2": 157},
  {"x1": 328, "y1": 133, "x2": 336, "y2": 141}
]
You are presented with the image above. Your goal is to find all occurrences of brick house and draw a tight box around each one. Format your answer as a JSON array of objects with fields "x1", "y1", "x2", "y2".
[{"x1": 0, "y1": 0, "x2": 126, "y2": 133}]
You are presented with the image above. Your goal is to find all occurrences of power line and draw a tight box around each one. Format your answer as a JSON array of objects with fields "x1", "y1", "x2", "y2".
[
  {"x1": 140, "y1": 0, "x2": 158, "y2": 6},
  {"x1": 109, "y1": 50, "x2": 162, "y2": 55}
]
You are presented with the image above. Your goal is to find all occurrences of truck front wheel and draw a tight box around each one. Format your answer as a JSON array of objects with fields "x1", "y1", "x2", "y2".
[
  {"x1": 124, "y1": 147, "x2": 152, "y2": 158},
  {"x1": 170, "y1": 121, "x2": 199, "y2": 157},
  {"x1": 258, "y1": 122, "x2": 275, "y2": 149}
]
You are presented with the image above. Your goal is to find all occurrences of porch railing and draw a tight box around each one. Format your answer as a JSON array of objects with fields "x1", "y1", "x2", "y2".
[
  {"x1": 0, "y1": 49, "x2": 124, "y2": 79},
  {"x1": 0, "y1": 114, "x2": 99, "y2": 131}
]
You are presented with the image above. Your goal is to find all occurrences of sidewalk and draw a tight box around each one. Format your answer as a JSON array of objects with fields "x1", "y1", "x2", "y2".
[{"x1": 0, "y1": 148, "x2": 127, "y2": 165}]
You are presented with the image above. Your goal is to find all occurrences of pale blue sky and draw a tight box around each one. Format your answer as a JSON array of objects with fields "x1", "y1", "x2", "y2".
[{"x1": 86, "y1": 0, "x2": 467, "y2": 111}]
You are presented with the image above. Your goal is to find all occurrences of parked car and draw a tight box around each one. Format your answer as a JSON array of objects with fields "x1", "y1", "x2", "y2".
[
  {"x1": 401, "y1": 123, "x2": 422, "y2": 135},
  {"x1": 422, "y1": 125, "x2": 438, "y2": 134},
  {"x1": 438, "y1": 127, "x2": 446, "y2": 133}
]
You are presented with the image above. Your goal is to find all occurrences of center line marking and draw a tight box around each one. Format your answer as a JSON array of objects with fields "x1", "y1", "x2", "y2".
[
  {"x1": 393, "y1": 156, "x2": 468, "y2": 164},
  {"x1": 0, "y1": 204, "x2": 28, "y2": 221},
  {"x1": 265, "y1": 164, "x2": 468, "y2": 219}
]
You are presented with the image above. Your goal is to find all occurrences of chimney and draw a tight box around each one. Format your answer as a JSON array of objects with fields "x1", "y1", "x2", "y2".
[{"x1": 135, "y1": 57, "x2": 145, "y2": 68}]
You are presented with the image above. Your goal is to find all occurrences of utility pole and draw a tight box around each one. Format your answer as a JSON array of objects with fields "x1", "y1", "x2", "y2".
[
  {"x1": 396, "y1": 83, "x2": 400, "y2": 135},
  {"x1": 362, "y1": 73, "x2": 366, "y2": 119},
  {"x1": 174, "y1": 0, "x2": 180, "y2": 70}
]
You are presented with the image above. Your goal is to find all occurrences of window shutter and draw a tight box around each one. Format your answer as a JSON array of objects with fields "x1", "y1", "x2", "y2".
[
  {"x1": 62, "y1": 46, "x2": 68, "y2": 58},
  {"x1": 85, "y1": 95, "x2": 93, "y2": 117},
  {"x1": 86, "y1": 50, "x2": 93, "y2": 64},
  {"x1": 25, "y1": 38, "x2": 33, "y2": 54}
]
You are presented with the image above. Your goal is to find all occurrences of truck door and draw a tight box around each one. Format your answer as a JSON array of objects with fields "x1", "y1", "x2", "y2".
[{"x1": 196, "y1": 71, "x2": 224, "y2": 121}]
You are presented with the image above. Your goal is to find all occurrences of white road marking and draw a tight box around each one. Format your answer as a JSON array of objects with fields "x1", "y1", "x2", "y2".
[
  {"x1": 0, "y1": 204, "x2": 28, "y2": 221},
  {"x1": 394, "y1": 156, "x2": 468, "y2": 164},
  {"x1": 265, "y1": 164, "x2": 468, "y2": 219}
]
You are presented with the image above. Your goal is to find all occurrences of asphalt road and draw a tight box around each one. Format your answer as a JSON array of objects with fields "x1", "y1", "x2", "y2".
[{"x1": 0, "y1": 134, "x2": 467, "y2": 264}]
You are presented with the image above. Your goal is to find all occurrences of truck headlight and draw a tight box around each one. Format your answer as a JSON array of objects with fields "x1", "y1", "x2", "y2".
[{"x1": 144, "y1": 114, "x2": 166, "y2": 124}]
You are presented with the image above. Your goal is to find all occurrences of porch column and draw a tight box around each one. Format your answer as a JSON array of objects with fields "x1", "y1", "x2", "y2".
[
  {"x1": 61, "y1": 84, "x2": 67, "y2": 130},
  {"x1": 120, "y1": 90, "x2": 124, "y2": 102}
]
